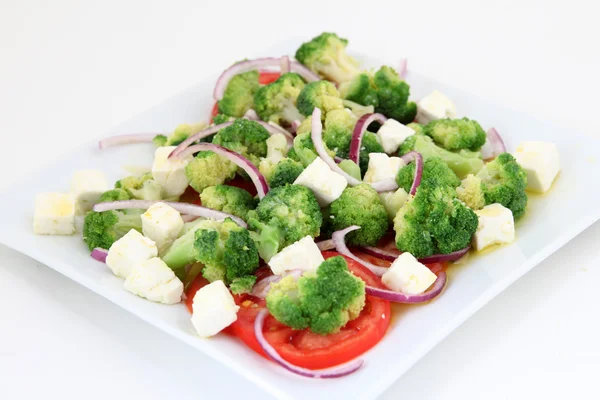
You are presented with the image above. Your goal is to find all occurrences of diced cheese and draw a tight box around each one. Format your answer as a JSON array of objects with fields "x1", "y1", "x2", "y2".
[
  {"x1": 363, "y1": 153, "x2": 405, "y2": 184},
  {"x1": 191, "y1": 280, "x2": 239, "y2": 338},
  {"x1": 105, "y1": 229, "x2": 158, "y2": 278},
  {"x1": 33, "y1": 193, "x2": 76, "y2": 235},
  {"x1": 268, "y1": 235, "x2": 325, "y2": 275},
  {"x1": 294, "y1": 157, "x2": 347, "y2": 207},
  {"x1": 416, "y1": 90, "x2": 457, "y2": 124},
  {"x1": 141, "y1": 202, "x2": 184, "y2": 254},
  {"x1": 382, "y1": 253, "x2": 437, "y2": 295},
  {"x1": 377, "y1": 119, "x2": 416, "y2": 154},
  {"x1": 123, "y1": 257, "x2": 183, "y2": 304},
  {"x1": 70, "y1": 170, "x2": 109, "y2": 214},
  {"x1": 473, "y1": 203, "x2": 515, "y2": 251},
  {"x1": 379, "y1": 188, "x2": 409, "y2": 221},
  {"x1": 514, "y1": 141, "x2": 560, "y2": 193},
  {"x1": 151, "y1": 146, "x2": 192, "y2": 197}
]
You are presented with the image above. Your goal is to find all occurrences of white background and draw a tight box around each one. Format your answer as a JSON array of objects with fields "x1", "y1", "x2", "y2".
[{"x1": 1, "y1": 0, "x2": 599, "y2": 399}]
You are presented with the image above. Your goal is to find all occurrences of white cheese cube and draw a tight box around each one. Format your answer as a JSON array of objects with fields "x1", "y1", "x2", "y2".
[
  {"x1": 33, "y1": 193, "x2": 76, "y2": 235},
  {"x1": 141, "y1": 202, "x2": 184, "y2": 254},
  {"x1": 377, "y1": 119, "x2": 416, "y2": 154},
  {"x1": 123, "y1": 257, "x2": 183, "y2": 304},
  {"x1": 191, "y1": 280, "x2": 239, "y2": 338},
  {"x1": 363, "y1": 153, "x2": 406, "y2": 184},
  {"x1": 416, "y1": 90, "x2": 457, "y2": 124},
  {"x1": 70, "y1": 170, "x2": 109, "y2": 214},
  {"x1": 473, "y1": 203, "x2": 515, "y2": 251},
  {"x1": 106, "y1": 229, "x2": 158, "y2": 278},
  {"x1": 268, "y1": 235, "x2": 325, "y2": 275},
  {"x1": 514, "y1": 141, "x2": 560, "y2": 193},
  {"x1": 294, "y1": 157, "x2": 348, "y2": 207},
  {"x1": 151, "y1": 146, "x2": 192, "y2": 197},
  {"x1": 382, "y1": 253, "x2": 437, "y2": 295}
]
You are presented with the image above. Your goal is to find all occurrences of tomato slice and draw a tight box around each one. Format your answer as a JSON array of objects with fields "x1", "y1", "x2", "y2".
[{"x1": 225, "y1": 176, "x2": 258, "y2": 197}]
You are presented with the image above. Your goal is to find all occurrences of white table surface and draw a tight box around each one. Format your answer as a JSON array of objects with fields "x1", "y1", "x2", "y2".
[{"x1": 1, "y1": 1, "x2": 599, "y2": 399}]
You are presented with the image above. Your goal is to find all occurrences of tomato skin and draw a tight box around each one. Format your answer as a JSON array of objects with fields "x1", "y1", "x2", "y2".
[{"x1": 225, "y1": 176, "x2": 258, "y2": 197}]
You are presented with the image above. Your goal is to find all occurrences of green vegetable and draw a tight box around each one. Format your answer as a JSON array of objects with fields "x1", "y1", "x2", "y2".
[
  {"x1": 290, "y1": 131, "x2": 335, "y2": 167},
  {"x1": 185, "y1": 151, "x2": 237, "y2": 193},
  {"x1": 98, "y1": 188, "x2": 131, "y2": 203},
  {"x1": 212, "y1": 114, "x2": 234, "y2": 125},
  {"x1": 422, "y1": 118, "x2": 486, "y2": 151},
  {"x1": 338, "y1": 159, "x2": 361, "y2": 181},
  {"x1": 82, "y1": 210, "x2": 143, "y2": 251},
  {"x1": 396, "y1": 157, "x2": 461, "y2": 193},
  {"x1": 200, "y1": 185, "x2": 257, "y2": 221},
  {"x1": 212, "y1": 119, "x2": 271, "y2": 165},
  {"x1": 379, "y1": 189, "x2": 409, "y2": 222},
  {"x1": 323, "y1": 184, "x2": 388, "y2": 246},
  {"x1": 247, "y1": 185, "x2": 322, "y2": 261},
  {"x1": 116, "y1": 173, "x2": 164, "y2": 201},
  {"x1": 266, "y1": 256, "x2": 365, "y2": 335},
  {"x1": 457, "y1": 152, "x2": 528, "y2": 219},
  {"x1": 296, "y1": 80, "x2": 344, "y2": 118},
  {"x1": 295, "y1": 32, "x2": 361, "y2": 84},
  {"x1": 153, "y1": 122, "x2": 208, "y2": 147},
  {"x1": 162, "y1": 218, "x2": 212, "y2": 271},
  {"x1": 229, "y1": 276, "x2": 257, "y2": 295},
  {"x1": 260, "y1": 158, "x2": 305, "y2": 188},
  {"x1": 218, "y1": 70, "x2": 260, "y2": 118},
  {"x1": 254, "y1": 72, "x2": 306, "y2": 126}
]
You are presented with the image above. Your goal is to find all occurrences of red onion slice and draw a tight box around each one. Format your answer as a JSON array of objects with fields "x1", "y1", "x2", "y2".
[
  {"x1": 98, "y1": 133, "x2": 158, "y2": 149},
  {"x1": 332, "y1": 226, "x2": 388, "y2": 276},
  {"x1": 91, "y1": 248, "x2": 108, "y2": 263},
  {"x1": 399, "y1": 151, "x2": 424, "y2": 195},
  {"x1": 174, "y1": 143, "x2": 270, "y2": 199},
  {"x1": 483, "y1": 127, "x2": 506, "y2": 159},
  {"x1": 311, "y1": 108, "x2": 362, "y2": 186},
  {"x1": 289, "y1": 61, "x2": 321, "y2": 82},
  {"x1": 251, "y1": 275, "x2": 282, "y2": 298},
  {"x1": 360, "y1": 246, "x2": 398, "y2": 262},
  {"x1": 398, "y1": 58, "x2": 407, "y2": 79},
  {"x1": 290, "y1": 120, "x2": 301, "y2": 134},
  {"x1": 366, "y1": 271, "x2": 446, "y2": 303},
  {"x1": 254, "y1": 309, "x2": 364, "y2": 378},
  {"x1": 169, "y1": 122, "x2": 234, "y2": 158},
  {"x1": 316, "y1": 239, "x2": 335, "y2": 251},
  {"x1": 369, "y1": 178, "x2": 399, "y2": 193},
  {"x1": 243, "y1": 109, "x2": 259, "y2": 120},
  {"x1": 349, "y1": 113, "x2": 388, "y2": 165},
  {"x1": 417, "y1": 246, "x2": 470, "y2": 264},
  {"x1": 93, "y1": 199, "x2": 247, "y2": 228},
  {"x1": 280, "y1": 56, "x2": 291, "y2": 74},
  {"x1": 333, "y1": 156, "x2": 344, "y2": 164},
  {"x1": 181, "y1": 215, "x2": 199, "y2": 223}
]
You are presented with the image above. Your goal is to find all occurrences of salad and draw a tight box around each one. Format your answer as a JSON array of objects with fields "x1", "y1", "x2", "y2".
[{"x1": 32, "y1": 32, "x2": 561, "y2": 378}]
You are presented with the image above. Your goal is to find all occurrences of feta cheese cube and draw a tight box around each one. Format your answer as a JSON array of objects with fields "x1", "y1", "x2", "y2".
[
  {"x1": 141, "y1": 202, "x2": 184, "y2": 254},
  {"x1": 106, "y1": 229, "x2": 158, "y2": 278},
  {"x1": 294, "y1": 157, "x2": 347, "y2": 207},
  {"x1": 70, "y1": 170, "x2": 109, "y2": 214},
  {"x1": 151, "y1": 146, "x2": 192, "y2": 197},
  {"x1": 416, "y1": 90, "x2": 457, "y2": 124},
  {"x1": 514, "y1": 141, "x2": 560, "y2": 193},
  {"x1": 473, "y1": 203, "x2": 515, "y2": 251},
  {"x1": 377, "y1": 119, "x2": 416, "y2": 154},
  {"x1": 382, "y1": 253, "x2": 437, "y2": 295},
  {"x1": 123, "y1": 257, "x2": 183, "y2": 304},
  {"x1": 363, "y1": 153, "x2": 406, "y2": 184},
  {"x1": 268, "y1": 235, "x2": 325, "y2": 275},
  {"x1": 191, "y1": 280, "x2": 239, "y2": 338},
  {"x1": 33, "y1": 193, "x2": 76, "y2": 235}
]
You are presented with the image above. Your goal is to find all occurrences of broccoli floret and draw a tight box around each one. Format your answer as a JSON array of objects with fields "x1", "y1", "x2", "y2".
[
  {"x1": 341, "y1": 99, "x2": 375, "y2": 119},
  {"x1": 212, "y1": 113, "x2": 234, "y2": 125},
  {"x1": 290, "y1": 131, "x2": 335, "y2": 167},
  {"x1": 338, "y1": 159, "x2": 361, "y2": 181},
  {"x1": 323, "y1": 184, "x2": 388, "y2": 246},
  {"x1": 406, "y1": 122, "x2": 424, "y2": 135},
  {"x1": 260, "y1": 158, "x2": 304, "y2": 188},
  {"x1": 200, "y1": 185, "x2": 257, "y2": 221},
  {"x1": 153, "y1": 122, "x2": 208, "y2": 147},
  {"x1": 396, "y1": 157, "x2": 460, "y2": 193},
  {"x1": 295, "y1": 32, "x2": 360, "y2": 84},
  {"x1": 266, "y1": 256, "x2": 365, "y2": 335},
  {"x1": 394, "y1": 181, "x2": 478, "y2": 258},
  {"x1": 297, "y1": 80, "x2": 344, "y2": 118},
  {"x1": 194, "y1": 218, "x2": 260, "y2": 287},
  {"x1": 229, "y1": 276, "x2": 257, "y2": 295},
  {"x1": 399, "y1": 134, "x2": 484, "y2": 179},
  {"x1": 457, "y1": 153, "x2": 528, "y2": 219},
  {"x1": 423, "y1": 118, "x2": 486, "y2": 151},
  {"x1": 212, "y1": 119, "x2": 270, "y2": 165},
  {"x1": 115, "y1": 173, "x2": 164, "y2": 200},
  {"x1": 379, "y1": 188, "x2": 409, "y2": 222},
  {"x1": 247, "y1": 185, "x2": 322, "y2": 261},
  {"x1": 162, "y1": 219, "x2": 217, "y2": 271},
  {"x1": 99, "y1": 188, "x2": 131, "y2": 203},
  {"x1": 218, "y1": 70, "x2": 260, "y2": 118},
  {"x1": 185, "y1": 151, "x2": 237, "y2": 193},
  {"x1": 254, "y1": 73, "x2": 306, "y2": 126},
  {"x1": 82, "y1": 210, "x2": 143, "y2": 251},
  {"x1": 153, "y1": 135, "x2": 168, "y2": 147}
]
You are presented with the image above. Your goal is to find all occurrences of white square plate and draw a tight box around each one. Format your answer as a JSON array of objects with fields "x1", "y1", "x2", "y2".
[{"x1": 1, "y1": 50, "x2": 599, "y2": 399}]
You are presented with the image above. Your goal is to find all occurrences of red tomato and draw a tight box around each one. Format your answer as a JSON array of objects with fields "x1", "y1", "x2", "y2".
[
  {"x1": 225, "y1": 176, "x2": 258, "y2": 197},
  {"x1": 211, "y1": 102, "x2": 219, "y2": 120},
  {"x1": 178, "y1": 186, "x2": 202, "y2": 206},
  {"x1": 258, "y1": 71, "x2": 280, "y2": 85}
]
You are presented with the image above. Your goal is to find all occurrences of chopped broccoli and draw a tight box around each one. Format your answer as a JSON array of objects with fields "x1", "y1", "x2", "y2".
[
  {"x1": 394, "y1": 181, "x2": 478, "y2": 258},
  {"x1": 406, "y1": 122, "x2": 424, "y2": 135},
  {"x1": 398, "y1": 134, "x2": 484, "y2": 179},
  {"x1": 290, "y1": 131, "x2": 335, "y2": 167},
  {"x1": 212, "y1": 119, "x2": 270, "y2": 165},
  {"x1": 162, "y1": 219, "x2": 216, "y2": 271},
  {"x1": 296, "y1": 80, "x2": 344, "y2": 118},
  {"x1": 338, "y1": 159, "x2": 361, "y2": 181},
  {"x1": 115, "y1": 173, "x2": 164, "y2": 201},
  {"x1": 379, "y1": 188, "x2": 409, "y2": 221},
  {"x1": 422, "y1": 118, "x2": 486, "y2": 151},
  {"x1": 153, "y1": 135, "x2": 168, "y2": 147},
  {"x1": 153, "y1": 122, "x2": 208, "y2": 147},
  {"x1": 229, "y1": 276, "x2": 257, "y2": 295},
  {"x1": 266, "y1": 255, "x2": 365, "y2": 335},
  {"x1": 212, "y1": 113, "x2": 234, "y2": 125},
  {"x1": 247, "y1": 185, "x2": 322, "y2": 261},
  {"x1": 260, "y1": 158, "x2": 305, "y2": 188},
  {"x1": 98, "y1": 188, "x2": 131, "y2": 203},
  {"x1": 323, "y1": 184, "x2": 388, "y2": 246},
  {"x1": 457, "y1": 152, "x2": 528, "y2": 219},
  {"x1": 396, "y1": 157, "x2": 461, "y2": 193},
  {"x1": 82, "y1": 210, "x2": 143, "y2": 251},
  {"x1": 218, "y1": 70, "x2": 260, "y2": 118},
  {"x1": 341, "y1": 99, "x2": 375, "y2": 119},
  {"x1": 254, "y1": 73, "x2": 306, "y2": 126},
  {"x1": 185, "y1": 150, "x2": 237, "y2": 193},
  {"x1": 200, "y1": 185, "x2": 257, "y2": 221},
  {"x1": 295, "y1": 32, "x2": 361, "y2": 84}
]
